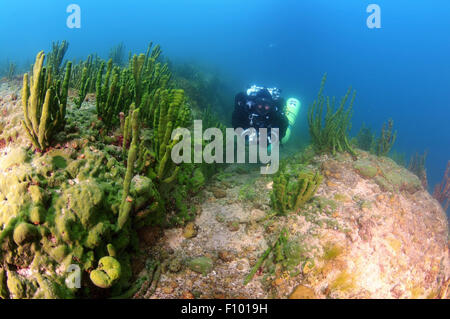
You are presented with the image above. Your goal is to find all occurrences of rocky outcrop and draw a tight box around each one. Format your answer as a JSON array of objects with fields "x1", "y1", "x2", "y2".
[{"x1": 141, "y1": 151, "x2": 449, "y2": 299}]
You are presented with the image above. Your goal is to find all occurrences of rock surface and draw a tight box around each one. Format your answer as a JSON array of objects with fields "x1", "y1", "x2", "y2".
[{"x1": 139, "y1": 152, "x2": 449, "y2": 299}]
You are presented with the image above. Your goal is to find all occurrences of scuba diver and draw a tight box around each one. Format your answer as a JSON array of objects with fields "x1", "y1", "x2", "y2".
[{"x1": 232, "y1": 85, "x2": 301, "y2": 146}]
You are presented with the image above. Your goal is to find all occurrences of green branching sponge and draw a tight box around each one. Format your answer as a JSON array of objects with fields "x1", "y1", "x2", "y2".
[
  {"x1": 94, "y1": 42, "x2": 172, "y2": 129},
  {"x1": 308, "y1": 73, "x2": 357, "y2": 157},
  {"x1": 150, "y1": 89, "x2": 191, "y2": 184},
  {"x1": 46, "y1": 40, "x2": 69, "y2": 77},
  {"x1": 271, "y1": 168, "x2": 323, "y2": 215},
  {"x1": 244, "y1": 229, "x2": 289, "y2": 285},
  {"x1": 71, "y1": 54, "x2": 101, "y2": 92},
  {"x1": 375, "y1": 119, "x2": 397, "y2": 156},
  {"x1": 96, "y1": 60, "x2": 117, "y2": 122},
  {"x1": 108, "y1": 42, "x2": 126, "y2": 66},
  {"x1": 21, "y1": 51, "x2": 72, "y2": 151},
  {"x1": 73, "y1": 66, "x2": 91, "y2": 108},
  {"x1": 130, "y1": 53, "x2": 146, "y2": 107},
  {"x1": 118, "y1": 108, "x2": 140, "y2": 230},
  {"x1": 95, "y1": 60, "x2": 107, "y2": 116},
  {"x1": 136, "y1": 43, "x2": 172, "y2": 122},
  {"x1": 96, "y1": 59, "x2": 133, "y2": 128},
  {"x1": 355, "y1": 123, "x2": 374, "y2": 152},
  {"x1": 7, "y1": 62, "x2": 16, "y2": 80}
]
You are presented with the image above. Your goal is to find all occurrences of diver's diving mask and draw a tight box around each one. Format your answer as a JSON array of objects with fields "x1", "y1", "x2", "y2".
[{"x1": 254, "y1": 98, "x2": 273, "y2": 116}]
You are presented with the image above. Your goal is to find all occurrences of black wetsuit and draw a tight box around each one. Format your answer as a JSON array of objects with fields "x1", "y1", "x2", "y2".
[{"x1": 232, "y1": 92, "x2": 289, "y2": 143}]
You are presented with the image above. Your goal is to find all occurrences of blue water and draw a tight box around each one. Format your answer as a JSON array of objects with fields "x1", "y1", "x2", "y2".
[{"x1": 1, "y1": 0, "x2": 449, "y2": 197}]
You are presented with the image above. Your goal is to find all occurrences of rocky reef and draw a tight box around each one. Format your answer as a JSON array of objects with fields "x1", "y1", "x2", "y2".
[
  {"x1": 0, "y1": 51, "x2": 448, "y2": 299},
  {"x1": 1, "y1": 81, "x2": 135, "y2": 297},
  {"x1": 0, "y1": 65, "x2": 206, "y2": 298},
  {"x1": 134, "y1": 149, "x2": 448, "y2": 299}
]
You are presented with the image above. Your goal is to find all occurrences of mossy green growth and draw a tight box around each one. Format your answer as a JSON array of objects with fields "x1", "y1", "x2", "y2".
[
  {"x1": 0, "y1": 268, "x2": 8, "y2": 299},
  {"x1": 373, "y1": 158, "x2": 422, "y2": 194},
  {"x1": 28, "y1": 185, "x2": 47, "y2": 204},
  {"x1": 400, "y1": 171, "x2": 422, "y2": 193},
  {"x1": 85, "y1": 222, "x2": 108, "y2": 249},
  {"x1": 6, "y1": 271, "x2": 25, "y2": 299},
  {"x1": 13, "y1": 223, "x2": 39, "y2": 246},
  {"x1": 51, "y1": 156, "x2": 67, "y2": 169},
  {"x1": 374, "y1": 176, "x2": 394, "y2": 192},
  {"x1": 186, "y1": 257, "x2": 214, "y2": 276},
  {"x1": 330, "y1": 270, "x2": 356, "y2": 293},
  {"x1": 239, "y1": 183, "x2": 258, "y2": 202},
  {"x1": 55, "y1": 180, "x2": 105, "y2": 228},
  {"x1": 384, "y1": 171, "x2": 404, "y2": 189},
  {"x1": 315, "y1": 196, "x2": 338, "y2": 212},
  {"x1": 279, "y1": 238, "x2": 309, "y2": 273},
  {"x1": 48, "y1": 245, "x2": 68, "y2": 264},
  {"x1": 90, "y1": 256, "x2": 122, "y2": 289},
  {"x1": 296, "y1": 146, "x2": 316, "y2": 165},
  {"x1": 333, "y1": 193, "x2": 350, "y2": 203},
  {"x1": 0, "y1": 139, "x2": 141, "y2": 298},
  {"x1": 0, "y1": 148, "x2": 28, "y2": 170},
  {"x1": 33, "y1": 273, "x2": 71, "y2": 299},
  {"x1": 322, "y1": 243, "x2": 343, "y2": 261},
  {"x1": 29, "y1": 204, "x2": 46, "y2": 225},
  {"x1": 190, "y1": 168, "x2": 205, "y2": 193},
  {"x1": 359, "y1": 200, "x2": 373, "y2": 210},
  {"x1": 385, "y1": 169, "x2": 421, "y2": 193},
  {"x1": 353, "y1": 159, "x2": 378, "y2": 178}
]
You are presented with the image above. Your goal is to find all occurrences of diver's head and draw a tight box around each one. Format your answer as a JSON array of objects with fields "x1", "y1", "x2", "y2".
[{"x1": 254, "y1": 88, "x2": 274, "y2": 116}]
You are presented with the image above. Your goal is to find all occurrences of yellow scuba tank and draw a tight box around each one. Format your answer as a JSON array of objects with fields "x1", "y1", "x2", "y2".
[{"x1": 281, "y1": 97, "x2": 301, "y2": 144}]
